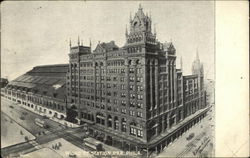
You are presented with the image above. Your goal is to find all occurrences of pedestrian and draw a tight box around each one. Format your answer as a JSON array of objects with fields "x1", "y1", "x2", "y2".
[{"x1": 52, "y1": 144, "x2": 55, "y2": 149}]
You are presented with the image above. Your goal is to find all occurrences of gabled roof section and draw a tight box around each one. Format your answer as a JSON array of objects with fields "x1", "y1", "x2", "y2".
[
  {"x1": 163, "y1": 42, "x2": 176, "y2": 55},
  {"x1": 94, "y1": 41, "x2": 119, "y2": 53},
  {"x1": 6, "y1": 64, "x2": 68, "y2": 101}
]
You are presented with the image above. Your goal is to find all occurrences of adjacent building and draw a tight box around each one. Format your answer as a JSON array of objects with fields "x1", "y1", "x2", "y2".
[{"x1": 1, "y1": 64, "x2": 68, "y2": 121}]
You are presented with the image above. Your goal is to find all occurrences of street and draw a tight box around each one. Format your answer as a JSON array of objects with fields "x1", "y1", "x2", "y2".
[
  {"x1": 157, "y1": 105, "x2": 214, "y2": 158},
  {"x1": 1, "y1": 97, "x2": 91, "y2": 157}
]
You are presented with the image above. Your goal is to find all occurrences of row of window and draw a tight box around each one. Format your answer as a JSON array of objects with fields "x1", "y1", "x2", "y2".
[
  {"x1": 84, "y1": 102, "x2": 144, "y2": 117},
  {"x1": 129, "y1": 76, "x2": 143, "y2": 82},
  {"x1": 130, "y1": 127, "x2": 143, "y2": 138},
  {"x1": 127, "y1": 46, "x2": 142, "y2": 53},
  {"x1": 21, "y1": 94, "x2": 65, "y2": 111},
  {"x1": 107, "y1": 60, "x2": 125, "y2": 66},
  {"x1": 127, "y1": 37, "x2": 143, "y2": 44},
  {"x1": 80, "y1": 62, "x2": 93, "y2": 67},
  {"x1": 80, "y1": 69, "x2": 94, "y2": 74},
  {"x1": 82, "y1": 111, "x2": 144, "y2": 137}
]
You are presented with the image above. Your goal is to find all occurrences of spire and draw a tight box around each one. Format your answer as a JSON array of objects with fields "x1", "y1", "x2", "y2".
[
  {"x1": 154, "y1": 23, "x2": 156, "y2": 36},
  {"x1": 139, "y1": 3, "x2": 142, "y2": 10},
  {"x1": 130, "y1": 12, "x2": 132, "y2": 23},
  {"x1": 69, "y1": 38, "x2": 72, "y2": 47},
  {"x1": 77, "y1": 36, "x2": 80, "y2": 46},
  {"x1": 125, "y1": 24, "x2": 128, "y2": 36},
  {"x1": 180, "y1": 56, "x2": 183, "y2": 70},
  {"x1": 196, "y1": 47, "x2": 199, "y2": 60},
  {"x1": 89, "y1": 38, "x2": 92, "y2": 52}
]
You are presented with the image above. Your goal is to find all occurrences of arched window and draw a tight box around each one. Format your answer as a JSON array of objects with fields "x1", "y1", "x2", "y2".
[
  {"x1": 107, "y1": 115, "x2": 112, "y2": 128},
  {"x1": 114, "y1": 116, "x2": 119, "y2": 130},
  {"x1": 130, "y1": 122, "x2": 137, "y2": 136},
  {"x1": 121, "y1": 118, "x2": 127, "y2": 132},
  {"x1": 128, "y1": 60, "x2": 132, "y2": 65},
  {"x1": 136, "y1": 59, "x2": 141, "y2": 65}
]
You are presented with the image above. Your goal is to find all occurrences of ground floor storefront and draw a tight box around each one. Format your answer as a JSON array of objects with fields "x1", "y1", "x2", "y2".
[
  {"x1": 1, "y1": 93, "x2": 78, "y2": 128},
  {"x1": 83, "y1": 107, "x2": 209, "y2": 157}
]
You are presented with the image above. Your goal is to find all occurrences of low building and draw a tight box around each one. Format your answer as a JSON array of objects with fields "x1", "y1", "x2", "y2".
[{"x1": 2, "y1": 64, "x2": 68, "y2": 121}]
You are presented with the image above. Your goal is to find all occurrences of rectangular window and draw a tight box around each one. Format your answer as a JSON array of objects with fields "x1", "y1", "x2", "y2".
[
  {"x1": 130, "y1": 93, "x2": 135, "y2": 99},
  {"x1": 137, "y1": 68, "x2": 142, "y2": 74},
  {"x1": 107, "y1": 106, "x2": 111, "y2": 111},
  {"x1": 137, "y1": 103, "x2": 143, "y2": 108},
  {"x1": 137, "y1": 85, "x2": 143, "y2": 91},
  {"x1": 137, "y1": 112, "x2": 143, "y2": 118},
  {"x1": 130, "y1": 127, "x2": 137, "y2": 136},
  {"x1": 137, "y1": 129, "x2": 143, "y2": 137},
  {"x1": 120, "y1": 77, "x2": 125, "y2": 82},
  {"x1": 130, "y1": 85, "x2": 134, "y2": 91},
  {"x1": 121, "y1": 100, "x2": 126, "y2": 106},
  {"x1": 130, "y1": 101, "x2": 135, "y2": 107},
  {"x1": 114, "y1": 108, "x2": 119, "y2": 112},
  {"x1": 137, "y1": 94, "x2": 143, "y2": 100},
  {"x1": 121, "y1": 109, "x2": 126, "y2": 114},
  {"x1": 129, "y1": 68, "x2": 134, "y2": 73},
  {"x1": 122, "y1": 123, "x2": 126, "y2": 132},
  {"x1": 130, "y1": 76, "x2": 134, "y2": 82},
  {"x1": 121, "y1": 92, "x2": 126, "y2": 97},
  {"x1": 121, "y1": 84, "x2": 125, "y2": 90},
  {"x1": 129, "y1": 110, "x2": 135, "y2": 116},
  {"x1": 107, "y1": 84, "x2": 111, "y2": 88}
]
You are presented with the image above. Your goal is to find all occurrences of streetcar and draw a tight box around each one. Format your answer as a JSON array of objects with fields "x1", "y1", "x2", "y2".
[
  {"x1": 83, "y1": 137, "x2": 103, "y2": 151},
  {"x1": 35, "y1": 118, "x2": 48, "y2": 128}
]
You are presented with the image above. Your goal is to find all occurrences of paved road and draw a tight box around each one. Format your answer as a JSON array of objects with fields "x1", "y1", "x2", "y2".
[
  {"x1": 157, "y1": 106, "x2": 214, "y2": 158},
  {"x1": 1, "y1": 97, "x2": 92, "y2": 157}
]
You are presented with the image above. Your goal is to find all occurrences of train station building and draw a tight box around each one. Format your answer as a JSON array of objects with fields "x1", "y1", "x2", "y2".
[{"x1": 1, "y1": 4, "x2": 208, "y2": 156}]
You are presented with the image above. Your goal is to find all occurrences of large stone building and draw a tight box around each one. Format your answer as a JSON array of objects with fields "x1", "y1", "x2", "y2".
[
  {"x1": 66, "y1": 5, "x2": 208, "y2": 155},
  {"x1": 1, "y1": 4, "x2": 208, "y2": 156}
]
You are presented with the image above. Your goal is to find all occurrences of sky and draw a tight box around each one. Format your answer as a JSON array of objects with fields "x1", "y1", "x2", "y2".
[{"x1": 1, "y1": 1, "x2": 214, "y2": 80}]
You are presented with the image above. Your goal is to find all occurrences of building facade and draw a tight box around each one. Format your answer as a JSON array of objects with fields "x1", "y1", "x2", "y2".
[
  {"x1": 1, "y1": 64, "x2": 69, "y2": 124},
  {"x1": 66, "y1": 5, "x2": 208, "y2": 154}
]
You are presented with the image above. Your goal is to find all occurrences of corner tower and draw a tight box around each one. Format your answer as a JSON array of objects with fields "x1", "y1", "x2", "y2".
[
  {"x1": 192, "y1": 50, "x2": 205, "y2": 109},
  {"x1": 124, "y1": 4, "x2": 158, "y2": 51}
]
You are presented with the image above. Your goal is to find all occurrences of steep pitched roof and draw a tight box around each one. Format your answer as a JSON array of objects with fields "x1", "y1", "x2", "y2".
[
  {"x1": 94, "y1": 41, "x2": 119, "y2": 53},
  {"x1": 7, "y1": 64, "x2": 68, "y2": 101}
]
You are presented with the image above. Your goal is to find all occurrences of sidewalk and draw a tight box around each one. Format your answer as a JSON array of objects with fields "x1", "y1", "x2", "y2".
[{"x1": 157, "y1": 110, "x2": 214, "y2": 157}]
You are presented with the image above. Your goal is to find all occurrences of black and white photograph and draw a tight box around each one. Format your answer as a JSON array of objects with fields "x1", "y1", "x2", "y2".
[{"x1": 1, "y1": 1, "x2": 248, "y2": 158}]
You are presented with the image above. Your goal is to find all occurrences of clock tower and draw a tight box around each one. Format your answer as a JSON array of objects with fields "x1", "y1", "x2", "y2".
[{"x1": 124, "y1": 4, "x2": 158, "y2": 50}]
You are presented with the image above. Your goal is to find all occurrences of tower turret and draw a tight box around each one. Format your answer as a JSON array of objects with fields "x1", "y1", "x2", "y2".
[{"x1": 124, "y1": 4, "x2": 157, "y2": 48}]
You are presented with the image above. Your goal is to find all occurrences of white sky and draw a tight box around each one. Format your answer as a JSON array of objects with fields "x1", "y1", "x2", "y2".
[{"x1": 1, "y1": 1, "x2": 214, "y2": 80}]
